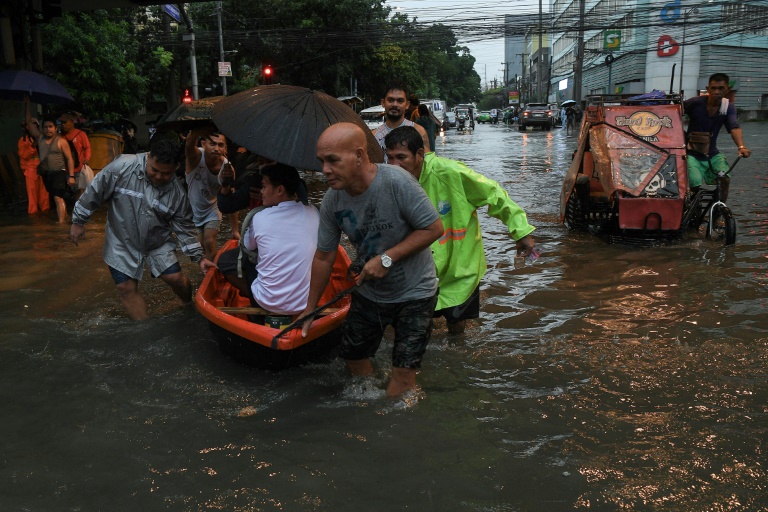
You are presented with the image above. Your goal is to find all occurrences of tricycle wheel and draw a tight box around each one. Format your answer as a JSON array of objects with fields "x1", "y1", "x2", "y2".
[
  {"x1": 564, "y1": 190, "x2": 587, "y2": 230},
  {"x1": 708, "y1": 204, "x2": 736, "y2": 245}
]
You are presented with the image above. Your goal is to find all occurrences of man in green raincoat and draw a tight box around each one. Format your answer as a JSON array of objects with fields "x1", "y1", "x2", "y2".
[{"x1": 384, "y1": 126, "x2": 536, "y2": 334}]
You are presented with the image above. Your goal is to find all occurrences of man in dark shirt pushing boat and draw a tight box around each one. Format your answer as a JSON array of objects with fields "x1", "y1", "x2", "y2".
[{"x1": 302, "y1": 122, "x2": 443, "y2": 397}]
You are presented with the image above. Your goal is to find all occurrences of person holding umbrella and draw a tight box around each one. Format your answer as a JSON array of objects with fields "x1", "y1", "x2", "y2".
[
  {"x1": 17, "y1": 120, "x2": 50, "y2": 215},
  {"x1": 303, "y1": 122, "x2": 443, "y2": 397}
]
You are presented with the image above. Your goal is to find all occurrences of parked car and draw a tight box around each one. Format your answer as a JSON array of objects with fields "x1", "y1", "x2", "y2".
[
  {"x1": 548, "y1": 103, "x2": 561, "y2": 126},
  {"x1": 443, "y1": 111, "x2": 456, "y2": 128},
  {"x1": 360, "y1": 105, "x2": 385, "y2": 130},
  {"x1": 477, "y1": 111, "x2": 492, "y2": 124},
  {"x1": 519, "y1": 103, "x2": 553, "y2": 131}
]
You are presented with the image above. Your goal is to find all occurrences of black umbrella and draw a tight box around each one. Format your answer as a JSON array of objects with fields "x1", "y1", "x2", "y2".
[
  {"x1": 156, "y1": 95, "x2": 225, "y2": 131},
  {"x1": 0, "y1": 70, "x2": 74, "y2": 104},
  {"x1": 212, "y1": 85, "x2": 383, "y2": 171},
  {"x1": 560, "y1": 100, "x2": 577, "y2": 107}
]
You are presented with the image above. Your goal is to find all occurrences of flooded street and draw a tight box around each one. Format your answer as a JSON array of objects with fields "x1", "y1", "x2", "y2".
[{"x1": 1, "y1": 121, "x2": 767, "y2": 511}]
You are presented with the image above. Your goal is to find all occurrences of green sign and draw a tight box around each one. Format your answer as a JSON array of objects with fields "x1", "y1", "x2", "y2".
[{"x1": 604, "y1": 30, "x2": 621, "y2": 51}]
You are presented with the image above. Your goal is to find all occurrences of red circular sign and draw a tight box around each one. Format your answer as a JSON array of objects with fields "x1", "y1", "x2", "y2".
[{"x1": 657, "y1": 35, "x2": 679, "y2": 57}]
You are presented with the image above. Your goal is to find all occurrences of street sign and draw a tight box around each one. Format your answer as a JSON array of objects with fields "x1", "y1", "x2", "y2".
[
  {"x1": 604, "y1": 30, "x2": 621, "y2": 51},
  {"x1": 218, "y1": 62, "x2": 232, "y2": 77},
  {"x1": 163, "y1": 4, "x2": 181, "y2": 23},
  {"x1": 508, "y1": 91, "x2": 520, "y2": 104}
]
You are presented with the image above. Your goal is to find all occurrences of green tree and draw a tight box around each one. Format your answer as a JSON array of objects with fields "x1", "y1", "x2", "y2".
[{"x1": 41, "y1": 10, "x2": 151, "y2": 121}]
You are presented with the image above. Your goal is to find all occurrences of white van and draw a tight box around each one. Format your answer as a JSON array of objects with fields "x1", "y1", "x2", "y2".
[{"x1": 360, "y1": 105, "x2": 385, "y2": 130}]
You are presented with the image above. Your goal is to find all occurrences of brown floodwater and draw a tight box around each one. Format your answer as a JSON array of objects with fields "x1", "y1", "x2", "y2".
[{"x1": 1, "y1": 121, "x2": 766, "y2": 511}]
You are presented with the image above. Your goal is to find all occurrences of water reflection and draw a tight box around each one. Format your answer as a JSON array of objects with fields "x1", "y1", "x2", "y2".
[{"x1": 1, "y1": 123, "x2": 766, "y2": 510}]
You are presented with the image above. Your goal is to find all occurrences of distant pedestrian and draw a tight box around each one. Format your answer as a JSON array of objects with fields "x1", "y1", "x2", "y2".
[
  {"x1": 565, "y1": 106, "x2": 576, "y2": 135},
  {"x1": 18, "y1": 122, "x2": 50, "y2": 215},
  {"x1": 121, "y1": 122, "x2": 140, "y2": 155},
  {"x1": 59, "y1": 112, "x2": 91, "y2": 180},
  {"x1": 26, "y1": 114, "x2": 76, "y2": 223},
  {"x1": 561, "y1": 107, "x2": 566, "y2": 128},
  {"x1": 414, "y1": 104, "x2": 441, "y2": 154},
  {"x1": 406, "y1": 94, "x2": 420, "y2": 121}
]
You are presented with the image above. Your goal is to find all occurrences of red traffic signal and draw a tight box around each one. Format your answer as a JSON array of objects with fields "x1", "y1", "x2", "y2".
[
  {"x1": 262, "y1": 65, "x2": 273, "y2": 84},
  {"x1": 182, "y1": 88, "x2": 192, "y2": 104}
]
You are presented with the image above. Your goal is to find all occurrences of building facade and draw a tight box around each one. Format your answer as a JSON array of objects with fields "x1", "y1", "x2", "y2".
[{"x1": 548, "y1": 0, "x2": 768, "y2": 112}]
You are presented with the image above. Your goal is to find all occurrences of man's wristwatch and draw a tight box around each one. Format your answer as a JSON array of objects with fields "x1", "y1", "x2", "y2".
[{"x1": 380, "y1": 253, "x2": 392, "y2": 268}]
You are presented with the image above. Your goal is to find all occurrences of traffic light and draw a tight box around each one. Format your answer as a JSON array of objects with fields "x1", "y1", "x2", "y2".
[
  {"x1": 262, "y1": 64, "x2": 273, "y2": 85},
  {"x1": 182, "y1": 89, "x2": 192, "y2": 104}
]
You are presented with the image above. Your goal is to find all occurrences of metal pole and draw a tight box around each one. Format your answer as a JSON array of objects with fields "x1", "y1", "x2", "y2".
[
  {"x1": 574, "y1": 0, "x2": 585, "y2": 104},
  {"x1": 679, "y1": 16, "x2": 686, "y2": 97},
  {"x1": 679, "y1": 8, "x2": 698, "y2": 98},
  {"x1": 608, "y1": 61, "x2": 612, "y2": 95},
  {"x1": 188, "y1": 32, "x2": 199, "y2": 100},
  {"x1": 217, "y1": 1, "x2": 227, "y2": 96},
  {"x1": 538, "y1": 0, "x2": 543, "y2": 101}
]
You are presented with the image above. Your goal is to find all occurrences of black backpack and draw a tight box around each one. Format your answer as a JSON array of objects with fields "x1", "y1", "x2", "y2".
[{"x1": 65, "y1": 131, "x2": 82, "y2": 169}]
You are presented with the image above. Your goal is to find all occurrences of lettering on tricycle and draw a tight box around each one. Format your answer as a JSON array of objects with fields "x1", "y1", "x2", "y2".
[{"x1": 615, "y1": 111, "x2": 673, "y2": 141}]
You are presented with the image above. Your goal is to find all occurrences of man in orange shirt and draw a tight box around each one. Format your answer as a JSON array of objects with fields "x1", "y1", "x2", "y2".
[
  {"x1": 59, "y1": 112, "x2": 91, "y2": 180},
  {"x1": 18, "y1": 121, "x2": 50, "y2": 215}
]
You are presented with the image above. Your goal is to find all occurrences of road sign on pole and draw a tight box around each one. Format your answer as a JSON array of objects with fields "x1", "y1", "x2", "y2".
[
  {"x1": 218, "y1": 62, "x2": 232, "y2": 77},
  {"x1": 604, "y1": 30, "x2": 622, "y2": 51},
  {"x1": 163, "y1": 4, "x2": 181, "y2": 22}
]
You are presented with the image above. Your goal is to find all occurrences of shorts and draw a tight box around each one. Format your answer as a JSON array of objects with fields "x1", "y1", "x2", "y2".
[
  {"x1": 109, "y1": 262, "x2": 181, "y2": 285},
  {"x1": 434, "y1": 285, "x2": 480, "y2": 324},
  {"x1": 339, "y1": 292, "x2": 438, "y2": 369},
  {"x1": 199, "y1": 219, "x2": 221, "y2": 232},
  {"x1": 42, "y1": 169, "x2": 68, "y2": 198},
  {"x1": 216, "y1": 247, "x2": 257, "y2": 285},
  {"x1": 687, "y1": 153, "x2": 729, "y2": 188}
]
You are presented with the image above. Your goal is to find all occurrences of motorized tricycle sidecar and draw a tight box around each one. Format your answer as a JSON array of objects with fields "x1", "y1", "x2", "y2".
[{"x1": 560, "y1": 93, "x2": 735, "y2": 246}]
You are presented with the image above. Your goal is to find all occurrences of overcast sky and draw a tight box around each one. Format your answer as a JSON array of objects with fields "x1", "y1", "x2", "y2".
[{"x1": 385, "y1": 0, "x2": 547, "y2": 88}]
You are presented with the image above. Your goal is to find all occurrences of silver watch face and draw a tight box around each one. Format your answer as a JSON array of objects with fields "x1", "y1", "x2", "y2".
[{"x1": 381, "y1": 253, "x2": 392, "y2": 268}]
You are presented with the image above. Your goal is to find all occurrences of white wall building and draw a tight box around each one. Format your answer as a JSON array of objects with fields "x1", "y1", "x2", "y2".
[{"x1": 549, "y1": 0, "x2": 768, "y2": 112}]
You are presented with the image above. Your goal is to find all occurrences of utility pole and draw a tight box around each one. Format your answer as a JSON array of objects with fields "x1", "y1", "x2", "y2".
[
  {"x1": 537, "y1": 0, "x2": 543, "y2": 102},
  {"x1": 573, "y1": 0, "x2": 585, "y2": 104},
  {"x1": 180, "y1": 7, "x2": 199, "y2": 100},
  {"x1": 217, "y1": 1, "x2": 227, "y2": 96},
  {"x1": 517, "y1": 53, "x2": 527, "y2": 103}
]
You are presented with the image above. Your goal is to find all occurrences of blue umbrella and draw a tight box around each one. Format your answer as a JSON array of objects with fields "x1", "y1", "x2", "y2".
[{"x1": 0, "y1": 70, "x2": 74, "y2": 104}]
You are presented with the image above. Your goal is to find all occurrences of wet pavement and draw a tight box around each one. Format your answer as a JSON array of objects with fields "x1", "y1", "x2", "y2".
[{"x1": 1, "y1": 120, "x2": 767, "y2": 511}]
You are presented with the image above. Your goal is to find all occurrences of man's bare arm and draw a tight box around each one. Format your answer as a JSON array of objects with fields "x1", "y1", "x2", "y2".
[
  {"x1": 356, "y1": 218, "x2": 443, "y2": 283},
  {"x1": 185, "y1": 128, "x2": 207, "y2": 173}
]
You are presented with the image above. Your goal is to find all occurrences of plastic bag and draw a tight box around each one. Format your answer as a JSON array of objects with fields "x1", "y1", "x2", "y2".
[{"x1": 78, "y1": 163, "x2": 94, "y2": 190}]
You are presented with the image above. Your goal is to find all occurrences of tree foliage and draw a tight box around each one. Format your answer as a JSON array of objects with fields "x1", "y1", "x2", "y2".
[
  {"x1": 41, "y1": 10, "x2": 150, "y2": 121},
  {"x1": 38, "y1": 1, "x2": 482, "y2": 119}
]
